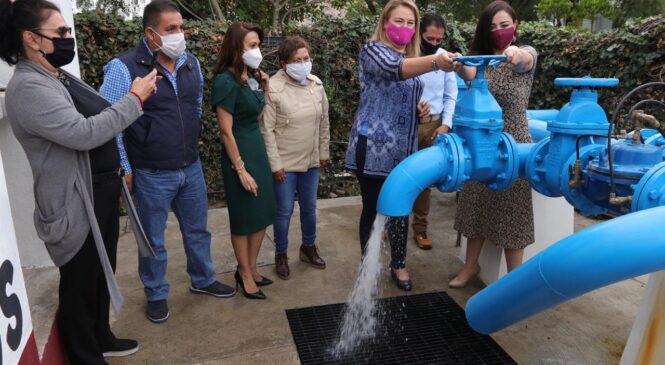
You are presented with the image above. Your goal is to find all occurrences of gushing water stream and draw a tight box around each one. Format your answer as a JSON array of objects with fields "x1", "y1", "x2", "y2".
[{"x1": 331, "y1": 214, "x2": 387, "y2": 357}]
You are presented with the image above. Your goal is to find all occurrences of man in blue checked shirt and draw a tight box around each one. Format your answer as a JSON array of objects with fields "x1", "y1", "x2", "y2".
[
  {"x1": 100, "y1": 0, "x2": 235, "y2": 324},
  {"x1": 412, "y1": 14, "x2": 459, "y2": 250}
]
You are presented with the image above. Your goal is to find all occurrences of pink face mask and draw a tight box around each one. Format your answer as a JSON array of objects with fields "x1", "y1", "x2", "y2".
[
  {"x1": 490, "y1": 27, "x2": 515, "y2": 50},
  {"x1": 385, "y1": 22, "x2": 415, "y2": 46}
]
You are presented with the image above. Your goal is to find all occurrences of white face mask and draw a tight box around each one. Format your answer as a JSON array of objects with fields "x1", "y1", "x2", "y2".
[
  {"x1": 285, "y1": 61, "x2": 312, "y2": 84},
  {"x1": 242, "y1": 48, "x2": 263, "y2": 69},
  {"x1": 151, "y1": 29, "x2": 186, "y2": 59}
]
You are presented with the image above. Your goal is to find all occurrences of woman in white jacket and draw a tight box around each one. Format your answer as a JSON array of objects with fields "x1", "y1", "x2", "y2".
[{"x1": 260, "y1": 36, "x2": 330, "y2": 280}]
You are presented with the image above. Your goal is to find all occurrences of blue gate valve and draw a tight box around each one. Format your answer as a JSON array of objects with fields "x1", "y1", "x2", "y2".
[
  {"x1": 524, "y1": 76, "x2": 620, "y2": 215},
  {"x1": 377, "y1": 55, "x2": 520, "y2": 216},
  {"x1": 450, "y1": 55, "x2": 519, "y2": 191}
]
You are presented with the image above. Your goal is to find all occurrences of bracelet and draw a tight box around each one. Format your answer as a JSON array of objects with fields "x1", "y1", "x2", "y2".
[
  {"x1": 129, "y1": 91, "x2": 144, "y2": 108},
  {"x1": 233, "y1": 161, "x2": 245, "y2": 172},
  {"x1": 431, "y1": 59, "x2": 440, "y2": 72}
]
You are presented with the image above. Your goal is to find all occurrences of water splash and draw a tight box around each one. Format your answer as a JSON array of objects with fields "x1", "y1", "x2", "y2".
[{"x1": 331, "y1": 214, "x2": 387, "y2": 357}]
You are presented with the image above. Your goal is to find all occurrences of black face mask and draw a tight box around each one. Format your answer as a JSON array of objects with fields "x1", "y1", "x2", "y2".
[
  {"x1": 420, "y1": 39, "x2": 440, "y2": 55},
  {"x1": 36, "y1": 33, "x2": 76, "y2": 68}
]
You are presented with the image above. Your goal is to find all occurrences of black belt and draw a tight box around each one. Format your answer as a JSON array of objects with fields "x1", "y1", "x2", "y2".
[{"x1": 92, "y1": 167, "x2": 125, "y2": 184}]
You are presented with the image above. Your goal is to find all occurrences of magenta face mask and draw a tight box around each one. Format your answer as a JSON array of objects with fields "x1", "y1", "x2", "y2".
[
  {"x1": 385, "y1": 22, "x2": 415, "y2": 46},
  {"x1": 490, "y1": 27, "x2": 515, "y2": 50}
]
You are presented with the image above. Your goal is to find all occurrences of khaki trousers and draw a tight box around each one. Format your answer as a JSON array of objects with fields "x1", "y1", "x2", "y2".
[{"x1": 412, "y1": 119, "x2": 442, "y2": 233}]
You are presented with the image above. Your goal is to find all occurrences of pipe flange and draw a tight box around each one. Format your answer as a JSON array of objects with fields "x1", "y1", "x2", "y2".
[
  {"x1": 560, "y1": 144, "x2": 607, "y2": 216},
  {"x1": 488, "y1": 133, "x2": 520, "y2": 191},
  {"x1": 631, "y1": 162, "x2": 665, "y2": 212},
  {"x1": 435, "y1": 133, "x2": 467, "y2": 192},
  {"x1": 524, "y1": 137, "x2": 559, "y2": 196}
]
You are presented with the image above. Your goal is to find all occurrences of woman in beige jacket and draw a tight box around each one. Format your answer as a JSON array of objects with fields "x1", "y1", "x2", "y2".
[{"x1": 260, "y1": 36, "x2": 330, "y2": 280}]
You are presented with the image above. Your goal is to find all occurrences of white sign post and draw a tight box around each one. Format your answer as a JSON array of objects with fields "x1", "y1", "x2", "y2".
[
  {"x1": 0, "y1": 150, "x2": 36, "y2": 365},
  {"x1": 620, "y1": 271, "x2": 665, "y2": 365}
]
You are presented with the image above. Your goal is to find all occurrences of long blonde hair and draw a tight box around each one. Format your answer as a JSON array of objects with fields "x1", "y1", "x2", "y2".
[{"x1": 371, "y1": 0, "x2": 421, "y2": 58}]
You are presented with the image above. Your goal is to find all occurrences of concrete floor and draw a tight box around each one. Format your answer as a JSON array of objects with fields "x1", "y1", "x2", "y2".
[{"x1": 23, "y1": 193, "x2": 646, "y2": 365}]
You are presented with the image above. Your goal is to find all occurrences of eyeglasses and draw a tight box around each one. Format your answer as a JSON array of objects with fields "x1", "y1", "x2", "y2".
[
  {"x1": 32, "y1": 26, "x2": 72, "y2": 38},
  {"x1": 290, "y1": 57, "x2": 313, "y2": 64}
]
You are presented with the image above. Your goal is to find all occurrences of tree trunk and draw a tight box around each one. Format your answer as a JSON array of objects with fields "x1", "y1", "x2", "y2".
[
  {"x1": 272, "y1": 0, "x2": 283, "y2": 34},
  {"x1": 209, "y1": 0, "x2": 225, "y2": 21}
]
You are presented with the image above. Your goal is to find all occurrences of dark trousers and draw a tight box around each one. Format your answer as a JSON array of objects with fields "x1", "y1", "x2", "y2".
[
  {"x1": 58, "y1": 177, "x2": 120, "y2": 365},
  {"x1": 354, "y1": 136, "x2": 408, "y2": 269}
]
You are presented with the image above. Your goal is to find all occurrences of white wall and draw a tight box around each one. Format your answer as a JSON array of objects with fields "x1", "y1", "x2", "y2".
[
  {"x1": 459, "y1": 191, "x2": 575, "y2": 285},
  {"x1": 0, "y1": 0, "x2": 82, "y2": 267}
]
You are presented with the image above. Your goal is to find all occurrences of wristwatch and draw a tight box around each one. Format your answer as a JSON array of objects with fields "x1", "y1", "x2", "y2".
[{"x1": 431, "y1": 59, "x2": 440, "y2": 72}]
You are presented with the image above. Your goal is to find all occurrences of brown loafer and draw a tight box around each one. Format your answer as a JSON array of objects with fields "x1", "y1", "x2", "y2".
[
  {"x1": 275, "y1": 253, "x2": 290, "y2": 280},
  {"x1": 414, "y1": 232, "x2": 433, "y2": 250},
  {"x1": 299, "y1": 244, "x2": 326, "y2": 269}
]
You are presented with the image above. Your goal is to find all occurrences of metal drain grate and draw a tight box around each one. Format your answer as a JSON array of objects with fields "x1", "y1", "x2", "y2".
[{"x1": 286, "y1": 291, "x2": 517, "y2": 365}]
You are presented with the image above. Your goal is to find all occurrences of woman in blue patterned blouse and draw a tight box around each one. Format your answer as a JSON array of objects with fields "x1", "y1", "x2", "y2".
[{"x1": 345, "y1": 0, "x2": 457, "y2": 291}]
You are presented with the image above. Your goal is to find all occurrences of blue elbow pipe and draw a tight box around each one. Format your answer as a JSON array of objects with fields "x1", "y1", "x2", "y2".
[
  {"x1": 377, "y1": 142, "x2": 450, "y2": 217},
  {"x1": 465, "y1": 205, "x2": 665, "y2": 334}
]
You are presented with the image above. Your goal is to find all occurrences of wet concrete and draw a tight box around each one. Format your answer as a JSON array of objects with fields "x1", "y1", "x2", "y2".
[{"x1": 23, "y1": 193, "x2": 645, "y2": 364}]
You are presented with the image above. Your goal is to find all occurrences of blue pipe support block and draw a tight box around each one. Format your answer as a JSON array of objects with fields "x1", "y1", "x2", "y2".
[{"x1": 465, "y1": 205, "x2": 665, "y2": 334}]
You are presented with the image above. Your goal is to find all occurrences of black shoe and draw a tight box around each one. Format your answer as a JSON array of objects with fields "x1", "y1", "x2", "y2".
[
  {"x1": 190, "y1": 280, "x2": 236, "y2": 298},
  {"x1": 146, "y1": 300, "x2": 169, "y2": 323},
  {"x1": 234, "y1": 271, "x2": 266, "y2": 300},
  {"x1": 390, "y1": 269, "x2": 413, "y2": 292},
  {"x1": 255, "y1": 276, "x2": 274, "y2": 286},
  {"x1": 102, "y1": 338, "x2": 139, "y2": 357},
  {"x1": 238, "y1": 265, "x2": 274, "y2": 286}
]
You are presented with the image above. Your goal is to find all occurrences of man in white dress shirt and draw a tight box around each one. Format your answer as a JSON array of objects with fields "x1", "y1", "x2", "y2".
[{"x1": 413, "y1": 14, "x2": 459, "y2": 250}]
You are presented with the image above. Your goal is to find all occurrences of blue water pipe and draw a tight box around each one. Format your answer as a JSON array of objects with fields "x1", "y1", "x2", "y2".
[
  {"x1": 465, "y1": 204, "x2": 665, "y2": 334},
  {"x1": 376, "y1": 55, "x2": 665, "y2": 334}
]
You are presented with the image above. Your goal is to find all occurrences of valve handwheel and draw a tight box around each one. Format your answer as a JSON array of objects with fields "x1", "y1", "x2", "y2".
[
  {"x1": 554, "y1": 77, "x2": 619, "y2": 88},
  {"x1": 452, "y1": 55, "x2": 508, "y2": 81},
  {"x1": 452, "y1": 55, "x2": 507, "y2": 68}
]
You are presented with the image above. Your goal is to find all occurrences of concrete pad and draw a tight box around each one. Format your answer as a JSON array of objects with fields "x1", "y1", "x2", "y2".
[{"x1": 23, "y1": 193, "x2": 644, "y2": 364}]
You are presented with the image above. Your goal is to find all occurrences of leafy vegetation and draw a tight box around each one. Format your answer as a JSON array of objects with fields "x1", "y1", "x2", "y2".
[{"x1": 74, "y1": 11, "x2": 665, "y2": 200}]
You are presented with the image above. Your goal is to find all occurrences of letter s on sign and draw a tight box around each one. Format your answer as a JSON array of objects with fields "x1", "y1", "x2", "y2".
[{"x1": 0, "y1": 259, "x2": 23, "y2": 362}]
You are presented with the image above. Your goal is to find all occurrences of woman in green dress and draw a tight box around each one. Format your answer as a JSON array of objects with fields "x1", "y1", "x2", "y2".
[{"x1": 212, "y1": 22, "x2": 276, "y2": 300}]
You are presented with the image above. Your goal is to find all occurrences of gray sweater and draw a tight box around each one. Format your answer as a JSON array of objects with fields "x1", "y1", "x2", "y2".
[{"x1": 5, "y1": 59, "x2": 143, "y2": 312}]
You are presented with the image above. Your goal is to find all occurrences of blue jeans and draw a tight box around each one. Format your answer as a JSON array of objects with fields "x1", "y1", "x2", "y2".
[
  {"x1": 273, "y1": 168, "x2": 320, "y2": 254},
  {"x1": 134, "y1": 159, "x2": 215, "y2": 302}
]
